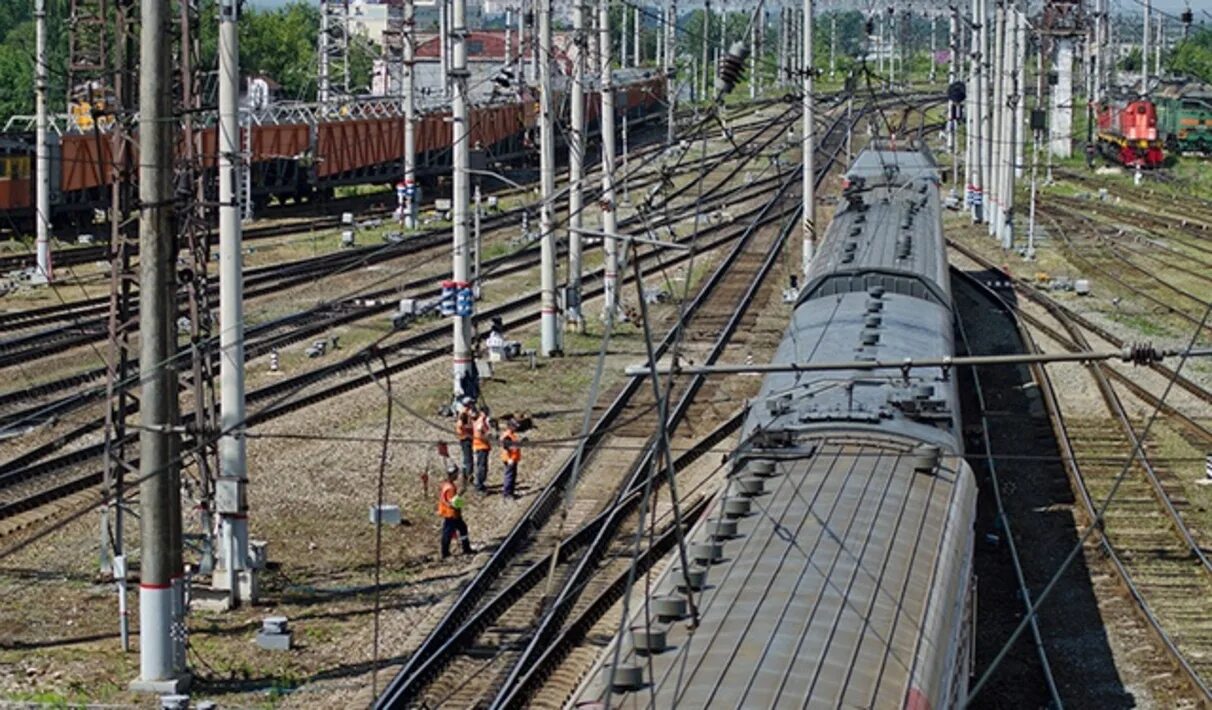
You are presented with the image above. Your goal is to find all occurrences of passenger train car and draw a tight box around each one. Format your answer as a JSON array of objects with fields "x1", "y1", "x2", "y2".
[
  {"x1": 574, "y1": 142, "x2": 978, "y2": 708},
  {"x1": 0, "y1": 70, "x2": 665, "y2": 230}
]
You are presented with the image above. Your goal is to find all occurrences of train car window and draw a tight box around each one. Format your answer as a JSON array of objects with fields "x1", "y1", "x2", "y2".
[{"x1": 0, "y1": 160, "x2": 7, "y2": 178}]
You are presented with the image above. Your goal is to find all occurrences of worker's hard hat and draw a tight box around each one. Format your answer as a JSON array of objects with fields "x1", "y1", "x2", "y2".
[
  {"x1": 461, "y1": 396, "x2": 474, "y2": 406},
  {"x1": 446, "y1": 462, "x2": 459, "y2": 476}
]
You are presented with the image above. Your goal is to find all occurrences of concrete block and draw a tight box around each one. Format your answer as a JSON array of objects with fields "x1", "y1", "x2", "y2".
[
  {"x1": 256, "y1": 617, "x2": 292, "y2": 651},
  {"x1": 370, "y1": 505, "x2": 402, "y2": 525}
]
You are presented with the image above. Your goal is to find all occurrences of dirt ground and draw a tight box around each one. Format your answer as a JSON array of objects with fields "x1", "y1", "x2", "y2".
[{"x1": 0, "y1": 108, "x2": 796, "y2": 707}]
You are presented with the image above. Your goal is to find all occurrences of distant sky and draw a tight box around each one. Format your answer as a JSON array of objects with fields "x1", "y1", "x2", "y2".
[{"x1": 245, "y1": 0, "x2": 1204, "y2": 19}]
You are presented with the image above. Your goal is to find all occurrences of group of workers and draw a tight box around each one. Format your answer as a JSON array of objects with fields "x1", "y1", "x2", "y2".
[{"x1": 438, "y1": 397, "x2": 524, "y2": 559}]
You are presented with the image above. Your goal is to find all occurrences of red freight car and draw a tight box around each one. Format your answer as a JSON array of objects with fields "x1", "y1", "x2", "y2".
[{"x1": 0, "y1": 72, "x2": 666, "y2": 227}]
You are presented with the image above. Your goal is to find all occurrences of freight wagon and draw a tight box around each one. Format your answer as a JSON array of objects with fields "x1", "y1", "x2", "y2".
[{"x1": 0, "y1": 70, "x2": 665, "y2": 232}]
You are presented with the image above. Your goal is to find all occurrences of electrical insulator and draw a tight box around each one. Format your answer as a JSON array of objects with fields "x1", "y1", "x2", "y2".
[
  {"x1": 714, "y1": 41, "x2": 749, "y2": 100},
  {"x1": 493, "y1": 67, "x2": 515, "y2": 89}
]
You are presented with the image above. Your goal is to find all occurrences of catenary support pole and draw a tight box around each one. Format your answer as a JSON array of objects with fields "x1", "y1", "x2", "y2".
[
  {"x1": 568, "y1": 0, "x2": 586, "y2": 330},
  {"x1": 1141, "y1": 0, "x2": 1149, "y2": 93},
  {"x1": 404, "y1": 0, "x2": 417, "y2": 228},
  {"x1": 930, "y1": 12, "x2": 937, "y2": 83},
  {"x1": 969, "y1": 0, "x2": 983, "y2": 221},
  {"x1": 750, "y1": 8, "x2": 757, "y2": 99},
  {"x1": 34, "y1": 0, "x2": 51, "y2": 284},
  {"x1": 665, "y1": 0, "x2": 676, "y2": 144},
  {"x1": 539, "y1": 0, "x2": 561, "y2": 355},
  {"x1": 622, "y1": 2, "x2": 629, "y2": 69},
  {"x1": 216, "y1": 0, "x2": 255, "y2": 606},
  {"x1": 949, "y1": 4, "x2": 959, "y2": 184},
  {"x1": 988, "y1": 1, "x2": 1004, "y2": 238},
  {"x1": 1028, "y1": 26, "x2": 1041, "y2": 260},
  {"x1": 600, "y1": 0, "x2": 619, "y2": 322},
  {"x1": 1014, "y1": 5, "x2": 1025, "y2": 180},
  {"x1": 132, "y1": 0, "x2": 187, "y2": 692},
  {"x1": 440, "y1": 0, "x2": 449, "y2": 97},
  {"x1": 634, "y1": 5, "x2": 641, "y2": 66},
  {"x1": 801, "y1": 0, "x2": 815, "y2": 274},
  {"x1": 452, "y1": 0, "x2": 473, "y2": 395},
  {"x1": 702, "y1": 0, "x2": 711, "y2": 101}
]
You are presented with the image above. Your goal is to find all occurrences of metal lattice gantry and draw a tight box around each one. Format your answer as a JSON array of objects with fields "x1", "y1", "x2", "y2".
[{"x1": 319, "y1": 0, "x2": 352, "y2": 107}]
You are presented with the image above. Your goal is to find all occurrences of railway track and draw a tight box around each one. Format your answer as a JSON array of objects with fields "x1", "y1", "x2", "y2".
[
  {"x1": 1036, "y1": 209, "x2": 1212, "y2": 339},
  {"x1": 946, "y1": 240, "x2": 1212, "y2": 426},
  {"x1": 0, "y1": 121, "x2": 760, "y2": 341},
  {"x1": 0, "y1": 105, "x2": 801, "y2": 467},
  {"x1": 0, "y1": 105, "x2": 808, "y2": 532},
  {"x1": 950, "y1": 243, "x2": 1212, "y2": 702},
  {"x1": 373, "y1": 103, "x2": 858, "y2": 709},
  {"x1": 0, "y1": 105, "x2": 801, "y2": 417}
]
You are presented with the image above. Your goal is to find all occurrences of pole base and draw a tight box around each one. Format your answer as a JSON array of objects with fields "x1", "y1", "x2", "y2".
[
  {"x1": 129, "y1": 673, "x2": 190, "y2": 694},
  {"x1": 210, "y1": 567, "x2": 260, "y2": 605}
]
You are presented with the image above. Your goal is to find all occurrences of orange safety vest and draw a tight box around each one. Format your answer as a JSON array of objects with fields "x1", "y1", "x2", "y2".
[
  {"x1": 455, "y1": 412, "x2": 473, "y2": 441},
  {"x1": 438, "y1": 481, "x2": 458, "y2": 518},
  {"x1": 500, "y1": 430, "x2": 521, "y2": 463},
  {"x1": 472, "y1": 415, "x2": 492, "y2": 452}
]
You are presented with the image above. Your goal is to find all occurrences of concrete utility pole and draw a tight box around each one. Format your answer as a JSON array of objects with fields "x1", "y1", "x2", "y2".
[
  {"x1": 949, "y1": 4, "x2": 959, "y2": 181},
  {"x1": 600, "y1": 0, "x2": 620, "y2": 322},
  {"x1": 215, "y1": 0, "x2": 255, "y2": 606},
  {"x1": 622, "y1": 3, "x2": 629, "y2": 69},
  {"x1": 1014, "y1": 8, "x2": 1025, "y2": 180},
  {"x1": 1028, "y1": 32, "x2": 1042, "y2": 259},
  {"x1": 452, "y1": 0, "x2": 473, "y2": 394},
  {"x1": 701, "y1": 0, "x2": 711, "y2": 101},
  {"x1": 802, "y1": 0, "x2": 815, "y2": 274},
  {"x1": 665, "y1": 0, "x2": 676, "y2": 143},
  {"x1": 131, "y1": 0, "x2": 187, "y2": 692},
  {"x1": 33, "y1": 0, "x2": 51, "y2": 284},
  {"x1": 1000, "y1": 7, "x2": 1017, "y2": 248},
  {"x1": 750, "y1": 8, "x2": 758, "y2": 99},
  {"x1": 634, "y1": 5, "x2": 642, "y2": 66},
  {"x1": 440, "y1": 0, "x2": 450, "y2": 97},
  {"x1": 981, "y1": 0, "x2": 993, "y2": 213},
  {"x1": 930, "y1": 12, "x2": 938, "y2": 83},
  {"x1": 989, "y1": 2, "x2": 1004, "y2": 238},
  {"x1": 969, "y1": 0, "x2": 984, "y2": 222},
  {"x1": 505, "y1": 6, "x2": 513, "y2": 67},
  {"x1": 403, "y1": 0, "x2": 417, "y2": 228},
  {"x1": 539, "y1": 0, "x2": 561, "y2": 354},
  {"x1": 1154, "y1": 14, "x2": 1162, "y2": 81},
  {"x1": 568, "y1": 0, "x2": 586, "y2": 331},
  {"x1": 829, "y1": 13, "x2": 836, "y2": 79},
  {"x1": 1141, "y1": 0, "x2": 1149, "y2": 93}
]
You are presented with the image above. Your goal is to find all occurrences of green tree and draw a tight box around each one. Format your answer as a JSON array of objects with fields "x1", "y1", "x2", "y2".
[{"x1": 1168, "y1": 29, "x2": 1212, "y2": 83}]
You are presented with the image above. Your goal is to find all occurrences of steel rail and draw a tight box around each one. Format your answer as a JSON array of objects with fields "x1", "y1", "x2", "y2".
[
  {"x1": 0, "y1": 121, "x2": 805, "y2": 519},
  {"x1": 493, "y1": 108, "x2": 860, "y2": 709},
  {"x1": 371, "y1": 142, "x2": 810, "y2": 709},
  {"x1": 945, "y1": 240, "x2": 1212, "y2": 413},
  {"x1": 0, "y1": 104, "x2": 802, "y2": 475},
  {"x1": 950, "y1": 269, "x2": 1063, "y2": 707},
  {"x1": 1015, "y1": 289, "x2": 1212, "y2": 703}
]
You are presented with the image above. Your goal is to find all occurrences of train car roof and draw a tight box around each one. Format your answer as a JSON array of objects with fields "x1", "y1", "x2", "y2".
[
  {"x1": 801, "y1": 144, "x2": 950, "y2": 307},
  {"x1": 572, "y1": 437, "x2": 976, "y2": 709}
]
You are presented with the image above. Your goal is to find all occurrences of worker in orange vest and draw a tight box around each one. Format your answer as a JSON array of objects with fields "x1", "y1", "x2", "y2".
[
  {"x1": 437, "y1": 464, "x2": 472, "y2": 559},
  {"x1": 500, "y1": 418, "x2": 522, "y2": 499},
  {"x1": 455, "y1": 397, "x2": 475, "y2": 482},
  {"x1": 472, "y1": 405, "x2": 493, "y2": 493}
]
